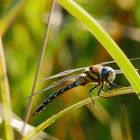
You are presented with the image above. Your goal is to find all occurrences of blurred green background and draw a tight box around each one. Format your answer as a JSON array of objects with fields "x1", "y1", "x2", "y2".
[{"x1": 1, "y1": 0, "x2": 140, "y2": 139}]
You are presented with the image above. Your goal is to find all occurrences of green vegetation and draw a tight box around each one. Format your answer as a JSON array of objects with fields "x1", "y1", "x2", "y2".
[{"x1": 0, "y1": 0, "x2": 140, "y2": 140}]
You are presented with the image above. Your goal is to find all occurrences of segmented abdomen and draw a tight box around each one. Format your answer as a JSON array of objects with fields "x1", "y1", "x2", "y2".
[{"x1": 32, "y1": 81, "x2": 79, "y2": 116}]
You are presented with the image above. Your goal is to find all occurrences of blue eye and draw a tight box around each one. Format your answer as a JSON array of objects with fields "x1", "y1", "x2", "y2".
[
  {"x1": 101, "y1": 67, "x2": 109, "y2": 77},
  {"x1": 101, "y1": 67, "x2": 116, "y2": 83}
]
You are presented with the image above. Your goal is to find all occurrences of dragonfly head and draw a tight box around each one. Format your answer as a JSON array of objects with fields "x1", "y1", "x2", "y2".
[{"x1": 100, "y1": 66, "x2": 116, "y2": 83}]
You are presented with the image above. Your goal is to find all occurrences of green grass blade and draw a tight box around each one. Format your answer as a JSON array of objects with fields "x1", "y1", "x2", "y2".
[
  {"x1": 57, "y1": 0, "x2": 140, "y2": 97},
  {"x1": 0, "y1": 38, "x2": 14, "y2": 139},
  {"x1": 23, "y1": 86, "x2": 134, "y2": 140},
  {"x1": 0, "y1": 0, "x2": 26, "y2": 36}
]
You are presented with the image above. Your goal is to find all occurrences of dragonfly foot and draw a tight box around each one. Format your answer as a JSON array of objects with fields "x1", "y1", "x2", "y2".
[{"x1": 98, "y1": 92, "x2": 112, "y2": 99}]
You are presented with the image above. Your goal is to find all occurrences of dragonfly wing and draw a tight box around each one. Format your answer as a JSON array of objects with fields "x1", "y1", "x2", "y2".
[
  {"x1": 43, "y1": 57, "x2": 140, "y2": 80},
  {"x1": 101, "y1": 57, "x2": 140, "y2": 65},
  {"x1": 38, "y1": 75, "x2": 77, "y2": 93},
  {"x1": 114, "y1": 69, "x2": 123, "y2": 74},
  {"x1": 26, "y1": 75, "x2": 78, "y2": 99},
  {"x1": 100, "y1": 60, "x2": 116, "y2": 65},
  {"x1": 115, "y1": 68, "x2": 139, "y2": 74},
  {"x1": 44, "y1": 67, "x2": 87, "y2": 80}
]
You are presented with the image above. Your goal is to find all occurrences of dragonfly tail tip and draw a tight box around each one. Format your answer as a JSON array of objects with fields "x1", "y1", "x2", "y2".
[{"x1": 32, "y1": 111, "x2": 37, "y2": 116}]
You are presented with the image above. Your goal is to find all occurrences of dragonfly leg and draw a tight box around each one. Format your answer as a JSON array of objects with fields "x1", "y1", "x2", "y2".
[
  {"x1": 97, "y1": 82, "x2": 104, "y2": 97},
  {"x1": 89, "y1": 83, "x2": 100, "y2": 104},
  {"x1": 107, "y1": 82, "x2": 118, "y2": 89},
  {"x1": 97, "y1": 82, "x2": 111, "y2": 99},
  {"x1": 89, "y1": 83, "x2": 100, "y2": 93},
  {"x1": 105, "y1": 83, "x2": 113, "y2": 98},
  {"x1": 111, "y1": 82, "x2": 118, "y2": 88},
  {"x1": 100, "y1": 88, "x2": 111, "y2": 94},
  {"x1": 98, "y1": 83, "x2": 116, "y2": 99},
  {"x1": 102, "y1": 87, "x2": 112, "y2": 99},
  {"x1": 104, "y1": 82, "x2": 119, "y2": 98}
]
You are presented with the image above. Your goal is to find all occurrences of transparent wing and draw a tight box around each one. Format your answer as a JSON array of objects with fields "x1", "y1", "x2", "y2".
[
  {"x1": 44, "y1": 67, "x2": 87, "y2": 81},
  {"x1": 101, "y1": 57, "x2": 140, "y2": 65},
  {"x1": 43, "y1": 57, "x2": 140, "y2": 80},
  {"x1": 114, "y1": 69, "x2": 123, "y2": 74},
  {"x1": 115, "y1": 68, "x2": 139, "y2": 74},
  {"x1": 26, "y1": 75, "x2": 77, "y2": 99}
]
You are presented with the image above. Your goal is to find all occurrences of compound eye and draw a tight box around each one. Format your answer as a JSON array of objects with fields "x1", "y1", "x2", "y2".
[
  {"x1": 101, "y1": 67, "x2": 116, "y2": 83},
  {"x1": 107, "y1": 70, "x2": 116, "y2": 83},
  {"x1": 101, "y1": 68, "x2": 108, "y2": 77},
  {"x1": 108, "y1": 70, "x2": 113, "y2": 75}
]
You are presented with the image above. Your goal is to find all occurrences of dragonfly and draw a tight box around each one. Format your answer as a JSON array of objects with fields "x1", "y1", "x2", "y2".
[{"x1": 32, "y1": 58, "x2": 140, "y2": 116}]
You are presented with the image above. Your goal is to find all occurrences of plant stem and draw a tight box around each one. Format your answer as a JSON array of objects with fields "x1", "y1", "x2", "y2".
[
  {"x1": 18, "y1": 0, "x2": 57, "y2": 140},
  {"x1": 57, "y1": 0, "x2": 140, "y2": 97},
  {"x1": 23, "y1": 86, "x2": 134, "y2": 140},
  {"x1": 0, "y1": 37, "x2": 14, "y2": 140}
]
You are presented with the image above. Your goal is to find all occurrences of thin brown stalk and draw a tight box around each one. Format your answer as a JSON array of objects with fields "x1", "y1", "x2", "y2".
[{"x1": 18, "y1": 0, "x2": 57, "y2": 140}]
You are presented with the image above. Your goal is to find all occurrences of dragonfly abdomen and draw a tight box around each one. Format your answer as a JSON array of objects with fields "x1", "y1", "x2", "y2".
[{"x1": 32, "y1": 81, "x2": 80, "y2": 116}]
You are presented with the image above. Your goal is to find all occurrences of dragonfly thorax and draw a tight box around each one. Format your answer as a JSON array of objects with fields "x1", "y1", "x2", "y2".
[{"x1": 100, "y1": 66, "x2": 116, "y2": 83}]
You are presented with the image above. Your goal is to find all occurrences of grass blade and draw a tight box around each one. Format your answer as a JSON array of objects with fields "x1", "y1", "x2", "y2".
[
  {"x1": 0, "y1": 0, "x2": 26, "y2": 36},
  {"x1": 23, "y1": 86, "x2": 134, "y2": 140},
  {"x1": 0, "y1": 38, "x2": 14, "y2": 139},
  {"x1": 57, "y1": 0, "x2": 140, "y2": 97}
]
